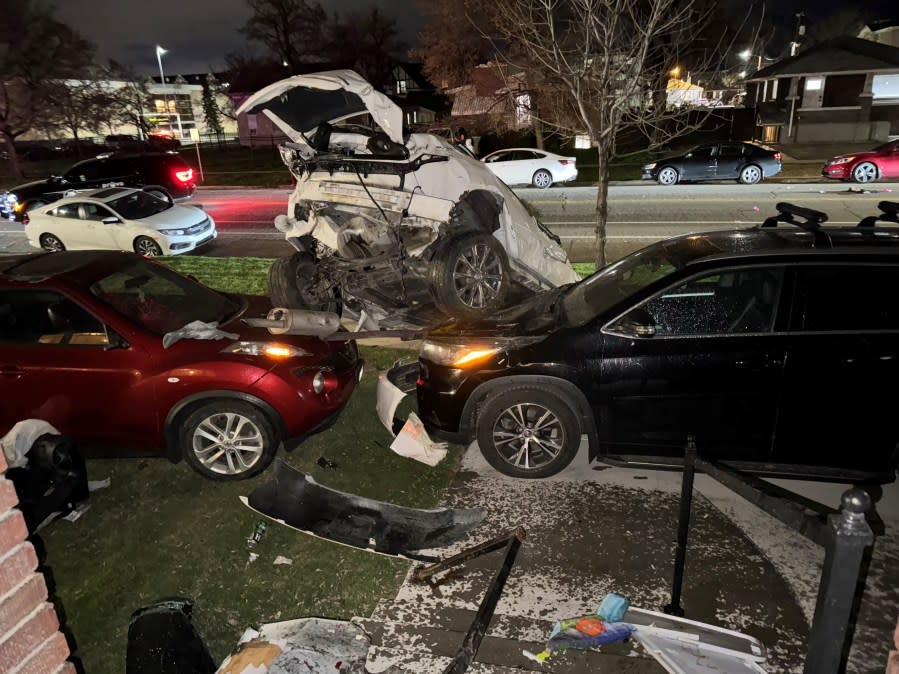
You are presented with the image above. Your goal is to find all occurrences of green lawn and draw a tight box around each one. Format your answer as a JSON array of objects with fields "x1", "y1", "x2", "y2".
[{"x1": 37, "y1": 257, "x2": 457, "y2": 673}]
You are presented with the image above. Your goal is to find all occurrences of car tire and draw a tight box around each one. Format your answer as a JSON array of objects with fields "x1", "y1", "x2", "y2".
[
  {"x1": 656, "y1": 167, "x2": 679, "y2": 185},
  {"x1": 134, "y1": 236, "x2": 163, "y2": 257},
  {"x1": 179, "y1": 400, "x2": 277, "y2": 481},
  {"x1": 39, "y1": 233, "x2": 65, "y2": 252},
  {"x1": 739, "y1": 164, "x2": 762, "y2": 185},
  {"x1": 268, "y1": 252, "x2": 342, "y2": 314},
  {"x1": 852, "y1": 162, "x2": 878, "y2": 184},
  {"x1": 532, "y1": 169, "x2": 553, "y2": 189},
  {"x1": 430, "y1": 231, "x2": 510, "y2": 319},
  {"x1": 476, "y1": 384, "x2": 581, "y2": 479}
]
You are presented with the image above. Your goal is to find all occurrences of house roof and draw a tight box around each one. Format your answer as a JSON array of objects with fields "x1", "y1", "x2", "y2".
[
  {"x1": 393, "y1": 62, "x2": 433, "y2": 90},
  {"x1": 748, "y1": 37, "x2": 899, "y2": 80},
  {"x1": 864, "y1": 19, "x2": 899, "y2": 33},
  {"x1": 450, "y1": 83, "x2": 511, "y2": 117}
]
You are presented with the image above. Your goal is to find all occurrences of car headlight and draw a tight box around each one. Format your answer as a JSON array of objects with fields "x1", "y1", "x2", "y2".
[
  {"x1": 643, "y1": 163, "x2": 657, "y2": 170},
  {"x1": 159, "y1": 228, "x2": 186, "y2": 236},
  {"x1": 830, "y1": 156, "x2": 854, "y2": 165},
  {"x1": 221, "y1": 341, "x2": 311, "y2": 359},
  {"x1": 420, "y1": 341, "x2": 501, "y2": 368}
]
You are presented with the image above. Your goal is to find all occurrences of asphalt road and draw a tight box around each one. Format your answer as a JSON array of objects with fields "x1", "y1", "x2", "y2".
[{"x1": 2, "y1": 181, "x2": 898, "y2": 261}]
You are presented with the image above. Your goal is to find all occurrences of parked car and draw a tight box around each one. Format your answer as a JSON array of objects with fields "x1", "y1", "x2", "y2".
[
  {"x1": 383, "y1": 202, "x2": 899, "y2": 481},
  {"x1": 24, "y1": 187, "x2": 217, "y2": 256},
  {"x1": 481, "y1": 148, "x2": 578, "y2": 188},
  {"x1": 0, "y1": 251, "x2": 362, "y2": 480},
  {"x1": 642, "y1": 142, "x2": 782, "y2": 185},
  {"x1": 236, "y1": 70, "x2": 579, "y2": 331},
  {"x1": 1, "y1": 152, "x2": 197, "y2": 221},
  {"x1": 822, "y1": 139, "x2": 899, "y2": 183}
]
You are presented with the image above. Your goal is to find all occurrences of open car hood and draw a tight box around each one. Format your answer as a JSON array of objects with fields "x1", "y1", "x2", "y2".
[{"x1": 235, "y1": 69, "x2": 404, "y2": 145}]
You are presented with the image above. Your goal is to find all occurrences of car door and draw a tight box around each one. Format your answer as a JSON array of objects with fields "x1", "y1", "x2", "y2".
[
  {"x1": 77, "y1": 202, "x2": 122, "y2": 250},
  {"x1": 714, "y1": 144, "x2": 745, "y2": 179},
  {"x1": 518, "y1": 150, "x2": 544, "y2": 183},
  {"x1": 878, "y1": 141, "x2": 899, "y2": 179},
  {"x1": 773, "y1": 263, "x2": 899, "y2": 477},
  {"x1": 485, "y1": 151, "x2": 515, "y2": 184},
  {"x1": 679, "y1": 145, "x2": 716, "y2": 181},
  {"x1": 0, "y1": 288, "x2": 158, "y2": 447},
  {"x1": 46, "y1": 202, "x2": 91, "y2": 248},
  {"x1": 597, "y1": 265, "x2": 788, "y2": 462}
]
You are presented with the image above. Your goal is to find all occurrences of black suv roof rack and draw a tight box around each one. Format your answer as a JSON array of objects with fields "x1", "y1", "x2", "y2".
[
  {"x1": 858, "y1": 201, "x2": 899, "y2": 228},
  {"x1": 760, "y1": 202, "x2": 831, "y2": 248}
]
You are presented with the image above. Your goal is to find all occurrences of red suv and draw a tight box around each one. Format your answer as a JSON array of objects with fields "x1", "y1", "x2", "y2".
[{"x1": 0, "y1": 251, "x2": 362, "y2": 480}]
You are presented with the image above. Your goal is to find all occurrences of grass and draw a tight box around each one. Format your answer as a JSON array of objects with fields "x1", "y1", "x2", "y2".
[{"x1": 36, "y1": 257, "x2": 458, "y2": 673}]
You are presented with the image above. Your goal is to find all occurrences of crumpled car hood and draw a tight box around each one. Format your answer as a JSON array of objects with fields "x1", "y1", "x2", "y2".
[{"x1": 235, "y1": 69, "x2": 404, "y2": 144}]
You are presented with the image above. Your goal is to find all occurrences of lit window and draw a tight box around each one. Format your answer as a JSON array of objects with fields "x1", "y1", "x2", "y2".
[
  {"x1": 872, "y1": 74, "x2": 899, "y2": 99},
  {"x1": 805, "y1": 77, "x2": 823, "y2": 91}
]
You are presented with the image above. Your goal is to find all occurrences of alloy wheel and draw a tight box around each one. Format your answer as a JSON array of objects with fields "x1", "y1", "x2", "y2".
[
  {"x1": 136, "y1": 237, "x2": 163, "y2": 257},
  {"x1": 657, "y1": 167, "x2": 678, "y2": 185},
  {"x1": 533, "y1": 170, "x2": 553, "y2": 188},
  {"x1": 41, "y1": 234, "x2": 64, "y2": 252},
  {"x1": 741, "y1": 166, "x2": 761, "y2": 184},
  {"x1": 491, "y1": 402, "x2": 566, "y2": 471},
  {"x1": 853, "y1": 163, "x2": 877, "y2": 183},
  {"x1": 191, "y1": 411, "x2": 265, "y2": 476},
  {"x1": 452, "y1": 242, "x2": 503, "y2": 309}
]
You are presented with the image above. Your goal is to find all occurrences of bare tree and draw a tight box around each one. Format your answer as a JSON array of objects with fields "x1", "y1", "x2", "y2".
[
  {"x1": 240, "y1": 0, "x2": 327, "y2": 73},
  {"x1": 0, "y1": 0, "x2": 95, "y2": 177},
  {"x1": 490, "y1": 0, "x2": 723, "y2": 267},
  {"x1": 44, "y1": 76, "x2": 108, "y2": 152},
  {"x1": 100, "y1": 61, "x2": 153, "y2": 137}
]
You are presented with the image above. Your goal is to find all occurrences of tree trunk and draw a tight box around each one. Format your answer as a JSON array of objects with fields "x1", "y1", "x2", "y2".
[
  {"x1": 594, "y1": 146, "x2": 610, "y2": 269},
  {"x1": 533, "y1": 116, "x2": 544, "y2": 150},
  {"x1": 3, "y1": 133, "x2": 22, "y2": 180},
  {"x1": 71, "y1": 127, "x2": 80, "y2": 157}
]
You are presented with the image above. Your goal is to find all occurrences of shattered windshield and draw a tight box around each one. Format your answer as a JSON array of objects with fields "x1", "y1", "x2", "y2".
[
  {"x1": 89, "y1": 259, "x2": 240, "y2": 334},
  {"x1": 561, "y1": 237, "x2": 723, "y2": 326},
  {"x1": 108, "y1": 191, "x2": 171, "y2": 220}
]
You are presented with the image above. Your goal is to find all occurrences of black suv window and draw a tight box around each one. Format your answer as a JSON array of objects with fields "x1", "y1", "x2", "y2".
[
  {"x1": 796, "y1": 265, "x2": 899, "y2": 331},
  {"x1": 621, "y1": 267, "x2": 784, "y2": 336},
  {"x1": 63, "y1": 160, "x2": 102, "y2": 183},
  {"x1": 0, "y1": 290, "x2": 109, "y2": 346}
]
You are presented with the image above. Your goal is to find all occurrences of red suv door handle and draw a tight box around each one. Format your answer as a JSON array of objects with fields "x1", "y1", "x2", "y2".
[{"x1": 0, "y1": 365, "x2": 23, "y2": 377}]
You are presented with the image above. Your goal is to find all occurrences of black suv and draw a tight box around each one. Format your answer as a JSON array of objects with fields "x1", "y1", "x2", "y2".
[
  {"x1": 2, "y1": 152, "x2": 196, "y2": 220},
  {"x1": 391, "y1": 202, "x2": 899, "y2": 482}
]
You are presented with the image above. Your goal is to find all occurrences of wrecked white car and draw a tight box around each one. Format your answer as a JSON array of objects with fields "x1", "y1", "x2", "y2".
[{"x1": 236, "y1": 70, "x2": 579, "y2": 330}]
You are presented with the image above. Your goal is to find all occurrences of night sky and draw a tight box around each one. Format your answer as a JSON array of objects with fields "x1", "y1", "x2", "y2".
[{"x1": 57, "y1": 0, "x2": 899, "y2": 77}]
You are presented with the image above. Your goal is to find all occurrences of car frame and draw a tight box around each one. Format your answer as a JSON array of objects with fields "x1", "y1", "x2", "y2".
[
  {"x1": 0, "y1": 251, "x2": 362, "y2": 480},
  {"x1": 642, "y1": 142, "x2": 782, "y2": 186},
  {"x1": 235, "y1": 70, "x2": 579, "y2": 331},
  {"x1": 24, "y1": 187, "x2": 217, "y2": 256},
  {"x1": 822, "y1": 139, "x2": 899, "y2": 183},
  {"x1": 385, "y1": 202, "x2": 899, "y2": 482},
  {"x1": 481, "y1": 148, "x2": 578, "y2": 188}
]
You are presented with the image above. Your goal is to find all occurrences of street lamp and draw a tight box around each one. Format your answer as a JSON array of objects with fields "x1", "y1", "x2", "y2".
[
  {"x1": 738, "y1": 48, "x2": 763, "y2": 72},
  {"x1": 670, "y1": 65, "x2": 682, "y2": 78}
]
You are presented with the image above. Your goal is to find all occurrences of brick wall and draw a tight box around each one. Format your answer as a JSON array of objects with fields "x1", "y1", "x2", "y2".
[{"x1": 0, "y1": 451, "x2": 75, "y2": 673}]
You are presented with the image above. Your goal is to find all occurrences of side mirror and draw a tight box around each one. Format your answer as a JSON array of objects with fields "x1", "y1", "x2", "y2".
[
  {"x1": 103, "y1": 331, "x2": 129, "y2": 351},
  {"x1": 612, "y1": 308, "x2": 657, "y2": 338},
  {"x1": 102, "y1": 216, "x2": 121, "y2": 224}
]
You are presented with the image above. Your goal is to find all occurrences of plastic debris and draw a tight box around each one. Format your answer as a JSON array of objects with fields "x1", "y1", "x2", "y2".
[
  {"x1": 162, "y1": 321, "x2": 239, "y2": 349},
  {"x1": 62, "y1": 502, "x2": 90, "y2": 522},
  {"x1": 247, "y1": 552, "x2": 259, "y2": 564},
  {"x1": 247, "y1": 520, "x2": 267, "y2": 547},
  {"x1": 598, "y1": 593, "x2": 630, "y2": 622},
  {"x1": 88, "y1": 478, "x2": 111, "y2": 492},
  {"x1": 389, "y1": 412, "x2": 448, "y2": 466},
  {"x1": 273, "y1": 556, "x2": 293, "y2": 566}
]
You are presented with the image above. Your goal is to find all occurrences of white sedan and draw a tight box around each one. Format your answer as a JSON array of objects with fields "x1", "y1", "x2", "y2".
[
  {"x1": 481, "y1": 148, "x2": 578, "y2": 188},
  {"x1": 25, "y1": 187, "x2": 217, "y2": 256}
]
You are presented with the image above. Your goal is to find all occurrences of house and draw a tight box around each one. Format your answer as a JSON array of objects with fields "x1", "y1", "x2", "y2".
[
  {"x1": 858, "y1": 20, "x2": 899, "y2": 49},
  {"x1": 666, "y1": 78, "x2": 705, "y2": 107},
  {"x1": 745, "y1": 37, "x2": 899, "y2": 144},
  {"x1": 388, "y1": 62, "x2": 448, "y2": 130},
  {"x1": 449, "y1": 64, "x2": 533, "y2": 132}
]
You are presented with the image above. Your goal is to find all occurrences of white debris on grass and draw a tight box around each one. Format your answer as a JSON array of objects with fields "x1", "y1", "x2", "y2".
[
  {"x1": 273, "y1": 555, "x2": 293, "y2": 565},
  {"x1": 88, "y1": 478, "x2": 111, "y2": 492}
]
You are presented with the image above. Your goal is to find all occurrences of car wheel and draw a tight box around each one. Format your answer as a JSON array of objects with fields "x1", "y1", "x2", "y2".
[
  {"x1": 532, "y1": 169, "x2": 553, "y2": 189},
  {"x1": 852, "y1": 162, "x2": 878, "y2": 184},
  {"x1": 476, "y1": 385, "x2": 581, "y2": 478},
  {"x1": 431, "y1": 231, "x2": 510, "y2": 319},
  {"x1": 739, "y1": 164, "x2": 762, "y2": 185},
  {"x1": 656, "y1": 166, "x2": 679, "y2": 185},
  {"x1": 180, "y1": 400, "x2": 277, "y2": 481},
  {"x1": 39, "y1": 233, "x2": 65, "y2": 252},
  {"x1": 268, "y1": 252, "x2": 342, "y2": 313},
  {"x1": 134, "y1": 236, "x2": 163, "y2": 257}
]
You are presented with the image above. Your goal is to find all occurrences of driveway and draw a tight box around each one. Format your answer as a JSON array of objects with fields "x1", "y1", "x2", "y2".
[{"x1": 369, "y1": 442, "x2": 897, "y2": 672}]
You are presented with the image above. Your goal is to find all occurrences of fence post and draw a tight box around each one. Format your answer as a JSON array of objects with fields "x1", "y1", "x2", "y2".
[
  {"x1": 803, "y1": 488, "x2": 874, "y2": 674},
  {"x1": 664, "y1": 435, "x2": 697, "y2": 617}
]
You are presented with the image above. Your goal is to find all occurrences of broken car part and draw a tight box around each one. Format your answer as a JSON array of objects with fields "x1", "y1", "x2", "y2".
[
  {"x1": 242, "y1": 307, "x2": 341, "y2": 339},
  {"x1": 236, "y1": 70, "x2": 578, "y2": 330},
  {"x1": 242, "y1": 460, "x2": 486, "y2": 555},
  {"x1": 126, "y1": 598, "x2": 216, "y2": 674}
]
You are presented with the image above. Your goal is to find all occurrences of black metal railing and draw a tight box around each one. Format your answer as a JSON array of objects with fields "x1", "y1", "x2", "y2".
[{"x1": 664, "y1": 436, "x2": 875, "y2": 674}]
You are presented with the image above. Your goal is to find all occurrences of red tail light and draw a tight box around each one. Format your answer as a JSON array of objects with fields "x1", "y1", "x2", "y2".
[
  {"x1": 22, "y1": 213, "x2": 29, "y2": 225},
  {"x1": 559, "y1": 159, "x2": 576, "y2": 165},
  {"x1": 174, "y1": 168, "x2": 194, "y2": 183},
  {"x1": 773, "y1": 152, "x2": 782, "y2": 161}
]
